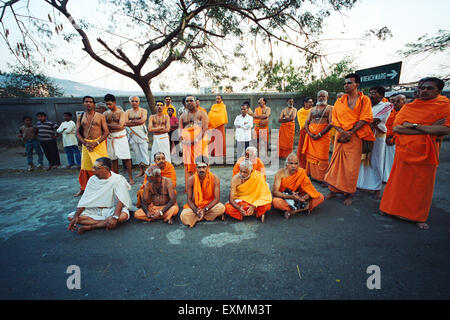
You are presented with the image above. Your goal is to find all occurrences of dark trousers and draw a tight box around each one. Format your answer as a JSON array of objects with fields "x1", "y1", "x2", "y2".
[
  {"x1": 40, "y1": 140, "x2": 61, "y2": 166},
  {"x1": 25, "y1": 139, "x2": 44, "y2": 165},
  {"x1": 236, "y1": 140, "x2": 250, "y2": 159},
  {"x1": 64, "y1": 145, "x2": 81, "y2": 166}
]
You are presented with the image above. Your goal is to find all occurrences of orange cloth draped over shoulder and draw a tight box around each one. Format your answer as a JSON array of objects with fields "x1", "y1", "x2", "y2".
[
  {"x1": 380, "y1": 95, "x2": 450, "y2": 222},
  {"x1": 182, "y1": 125, "x2": 208, "y2": 174},
  {"x1": 225, "y1": 171, "x2": 272, "y2": 220},
  {"x1": 302, "y1": 123, "x2": 330, "y2": 181},
  {"x1": 385, "y1": 109, "x2": 397, "y2": 138},
  {"x1": 296, "y1": 108, "x2": 311, "y2": 168},
  {"x1": 232, "y1": 156, "x2": 266, "y2": 177},
  {"x1": 324, "y1": 92, "x2": 375, "y2": 194},
  {"x1": 278, "y1": 121, "x2": 295, "y2": 158},
  {"x1": 253, "y1": 107, "x2": 269, "y2": 142},
  {"x1": 208, "y1": 102, "x2": 228, "y2": 157},
  {"x1": 163, "y1": 104, "x2": 176, "y2": 117},
  {"x1": 184, "y1": 170, "x2": 215, "y2": 209},
  {"x1": 136, "y1": 161, "x2": 177, "y2": 208},
  {"x1": 198, "y1": 106, "x2": 207, "y2": 113}
]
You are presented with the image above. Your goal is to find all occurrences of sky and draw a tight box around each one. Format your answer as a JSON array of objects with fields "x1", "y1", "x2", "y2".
[{"x1": 1, "y1": 0, "x2": 449, "y2": 93}]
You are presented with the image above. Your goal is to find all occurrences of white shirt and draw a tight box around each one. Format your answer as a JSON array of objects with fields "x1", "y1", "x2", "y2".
[
  {"x1": 57, "y1": 120, "x2": 78, "y2": 147},
  {"x1": 234, "y1": 114, "x2": 253, "y2": 142}
]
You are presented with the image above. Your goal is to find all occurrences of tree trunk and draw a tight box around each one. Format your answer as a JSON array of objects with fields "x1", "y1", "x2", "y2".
[{"x1": 137, "y1": 78, "x2": 156, "y2": 114}]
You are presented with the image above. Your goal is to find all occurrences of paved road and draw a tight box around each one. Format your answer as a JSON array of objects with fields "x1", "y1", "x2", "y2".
[{"x1": 0, "y1": 143, "x2": 448, "y2": 300}]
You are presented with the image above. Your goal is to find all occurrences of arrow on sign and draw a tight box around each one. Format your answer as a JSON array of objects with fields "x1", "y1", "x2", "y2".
[{"x1": 387, "y1": 70, "x2": 398, "y2": 79}]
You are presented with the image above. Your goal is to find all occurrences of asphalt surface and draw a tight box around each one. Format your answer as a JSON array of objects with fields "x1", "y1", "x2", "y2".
[{"x1": 0, "y1": 142, "x2": 449, "y2": 300}]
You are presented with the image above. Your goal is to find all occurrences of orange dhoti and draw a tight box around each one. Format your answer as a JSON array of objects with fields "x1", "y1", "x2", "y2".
[
  {"x1": 208, "y1": 124, "x2": 226, "y2": 157},
  {"x1": 134, "y1": 203, "x2": 179, "y2": 223},
  {"x1": 278, "y1": 122, "x2": 295, "y2": 158},
  {"x1": 208, "y1": 102, "x2": 228, "y2": 157},
  {"x1": 182, "y1": 126, "x2": 208, "y2": 190},
  {"x1": 296, "y1": 129, "x2": 307, "y2": 168},
  {"x1": 380, "y1": 95, "x2": 449, "y2": 223},
  {"x1": 302, "y1": 123, "x2": 330, "y2": 182},
  {"x1": 225, "y1": 201, "x2": 271, "y2": 220}
]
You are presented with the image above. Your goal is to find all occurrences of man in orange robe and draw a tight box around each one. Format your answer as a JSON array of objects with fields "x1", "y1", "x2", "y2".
[
  {"x1": 302, "y1": 90, "x2": 333, "y2": 183},
  {"x1": 179, "y1": 95, "x2": 209, "y2": 192},
  {"x1": 232, "y1": 146, "x2": 266, "y2": 177},
  {"x1": 272, "y1": 154, "x2": 324, "y2": 219},
  {"x1": 252, "y1": 97, "x2": 271, "y2": 157},
  {"x1": 208, "y1": 95, "x2": 228, "y2": 157},
  {"x1": 196, "y1": 98, "x2": 207, "y2": 114},
  {"x1": 136, "y1": 152, "x2": 177, "y2": 208},
  {"x1": 225, "y1": 160, "x2": 272, "y2": 222},
  {"x1": 380, "y1": 77, "x2": 450, "y2": 230},
  {"x1": 296, "y1": 97, "x2": 313, "y2": 168},
  {"x1": 278, "y1": 98, "x2": 297, "y2": 158},
  {"x1": 324, "y1": 73, "x2": 375, "y2": 206},
  {"x1": 180, "y1": 156, "x2": 225, "y2": 228},
  {"x1": 162, "y1": 96, "x2": 176, "y2": 117}
]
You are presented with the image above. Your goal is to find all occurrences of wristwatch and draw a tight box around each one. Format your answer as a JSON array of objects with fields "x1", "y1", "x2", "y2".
[
  {"x1": 412, "y1": 123, "x2": 418, "y2": 128},
  {"x1": 159, "y1": 210, "x2": 163, "y2": 216},
  {"x1": 112, "y1": 215, "x2": 119, "y2": 220}
]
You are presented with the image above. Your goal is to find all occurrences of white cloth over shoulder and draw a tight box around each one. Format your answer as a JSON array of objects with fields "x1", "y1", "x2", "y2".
[{"x1": 77, "y1": 172, "x2": 132, "y2": 209}]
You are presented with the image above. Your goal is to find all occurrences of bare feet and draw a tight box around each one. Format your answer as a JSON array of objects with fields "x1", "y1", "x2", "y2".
[
  {"x1": 284, "y1": 212, "x2": 291, "y2": 219},
  {"x1": 129, "y1": 179, "x2": 135, "y2": 185},
  {"x1": 167, "y1": 218, "x2": 173, "y2": 225},
  {"x1": 73, "y1": 190, "x2": 84, "y2": 197},
  {"x1": 343, "y1": 194, "x2": 353, "y2": 206},
  {"x1": 416, "y1": 222, "x2": 429, "y2": 230},
  {"x1": 325, "y1": 191, "x2": 337, "y2": 200},
  {"x1": 260, "y1": 214, "x2": 265, "y2": 223},
  {"x1": 77, "y1": 225, "x2": 93, "y2": 234},
  {"x1": 221, "y1": 214, "x2": 225, "y2": 221}
]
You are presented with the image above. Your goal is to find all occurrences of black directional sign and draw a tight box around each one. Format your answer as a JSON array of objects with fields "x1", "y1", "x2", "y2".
[{"x1": 355, "y1": 61, "x2": 402, "y2": 88}]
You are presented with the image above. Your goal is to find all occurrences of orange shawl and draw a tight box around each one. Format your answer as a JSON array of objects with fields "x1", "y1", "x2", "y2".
[
  {"x1": 254, "y1": 107, "x2": 268, "y2": 128},
  {"x1": 234, "y1": 171, "x2": 272, "y2": 207},
  {"x1": 184, "y1": 170, "x2": 215, "y2": 209},
  {"x1": 162, "y1": 104, "x2": 176, "y2": 117},
  {"x1": 232, "y1": 156, "x2": 266, "y2": 177},
  {"x1": 279, "y1": 168, "x2": 321, "y2": 198},
  {"x1": 297, "y1": 108, "x2": 310, "y2": 130},
  {"x1": 208, "y1": 102, "x2": 228, "y2": 129}
]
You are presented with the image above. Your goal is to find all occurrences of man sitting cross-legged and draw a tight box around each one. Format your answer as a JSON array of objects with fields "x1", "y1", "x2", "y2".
[
  {"x1": 272, "y1": 153, "x2": 325, "y2": 219},
  {"x1": 225, "y1": 159, "x2": 272, "y2": 223},
  {"x1": 67, "y1": 157, "x2": 132, "y2": 234},
  {"x1": 134, "y1": 165, "x2": 179, "y2": 224}
]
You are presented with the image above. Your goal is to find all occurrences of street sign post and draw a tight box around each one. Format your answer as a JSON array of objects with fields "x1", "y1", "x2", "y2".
[{"x1": 355, "y1": 62, "x2": 402, "y2": 88}]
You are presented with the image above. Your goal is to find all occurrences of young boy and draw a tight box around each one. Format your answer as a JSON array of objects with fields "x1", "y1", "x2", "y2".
[
  {"x1": 57, "y1": 112, "x2": 81, "y2": 168},
  {"x1": 18, "y1": 116, "x2": 44, "y2": 171}
]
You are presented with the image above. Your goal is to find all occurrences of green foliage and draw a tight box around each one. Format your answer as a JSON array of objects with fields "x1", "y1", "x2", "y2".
[{"x1": 398, "y1": 29, "x2": 450, "y2": 57}]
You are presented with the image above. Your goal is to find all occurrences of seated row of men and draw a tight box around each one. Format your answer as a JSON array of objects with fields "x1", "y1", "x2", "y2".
[{"x1": 68, "y1": 147, "x2": 325, "y2": 234}]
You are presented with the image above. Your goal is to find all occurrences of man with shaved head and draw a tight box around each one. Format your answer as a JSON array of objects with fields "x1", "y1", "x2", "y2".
[
  {"x1": 225, "y1": 159, "x2": 272, "y2": 223},
  {"x1": 383, "y1": 94, "x2": 406, "y2": 183},
  {"x1": 272, "y1": 153, "x2": 324, "y2": 219},
  {"x1": 232, "y1": 146, "x2": 266, "y2": 178}
]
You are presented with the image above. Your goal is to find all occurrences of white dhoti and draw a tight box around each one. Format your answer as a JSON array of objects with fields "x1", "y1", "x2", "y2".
[
  {"x1": 151, "y1": 133, "x2": 171, "y2": 163},
  {"x1": 357, "y1": 135, "x2": 386, "y2": 191},
  {"x1": 127, "y1": 125, "x2": 149, "y2": 166},
  {"x1": 383, "y1": 144, "x2": 395, "y2": 183},
  {"x1": 68, "y1": 172, "x2": 132, "y2": 221},
  {"x1": 107, "y1": 129, "x2": 131, "y2": 160}
]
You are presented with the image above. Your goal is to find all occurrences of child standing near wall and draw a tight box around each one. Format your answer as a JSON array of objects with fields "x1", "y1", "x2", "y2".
[
  {"x1": 18, "y1": 116, "x2": 44, "y2": 171},
  {"x1": 57, "y1": 112, "x2": 81, "y2": 168}
]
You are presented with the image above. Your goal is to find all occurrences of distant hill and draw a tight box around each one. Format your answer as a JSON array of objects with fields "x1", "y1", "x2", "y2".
[{"x1": 49, "y1": 78, "x2": 145, "y2": 97}]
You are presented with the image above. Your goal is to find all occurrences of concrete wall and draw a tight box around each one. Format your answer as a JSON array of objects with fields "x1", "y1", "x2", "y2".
[{"x1": 0, "y1": 93, "x2": 335, "y2": 145}]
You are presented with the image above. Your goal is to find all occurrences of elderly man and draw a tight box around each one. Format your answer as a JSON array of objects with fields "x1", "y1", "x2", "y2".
[
  {"x1": 104, "y1": 93, "x2": 135, "y2": 185},
  {"x1": 380, "y1": 77, "x2": 450, "y2": 230},
  {"x1": 225, "y1": 160, "x2": 272, "y2": 223},
  {"x1": 180, "y1": 156, "x2": 225, "y2": 228},
  {"x1": 383, "y1": 94, "x2": 406, "y2": 183},
  {"x1": 357, "y1": 86, "x2": 393, "y2": 199},
  {"x1": 67, "y1": 157, "x2": 132, "y2": 234},
  {"x1": 136, "y1": 152, "x2": 177, "y2": 208},
  {"x1": 208, "y1": 95, "x2": 228, "y2": 158},
  {"x1": 180, "y1": 95, "x2": 209, "y2": 191},
  {"x1": 272, "y1": 154, "x2": 325, "y2": 219},
  {"x1": 324, "y1": 73, "x2": 375, "y2": 206},
  {"x1": 232, "y1": 146, "x2": 266, "y2": 177},
  {"x1": 125, "y1": 96, "x2": 149, "y2": 178},
  {"x1": 302, "y1": 90, "x2": 333, "y2": 183},
  {"x1": 252, "y1": 97, "x2": 271, "y2": 157},
  {"x1": 278, "y1": 98, "x2": 297, "y2": 158},
  {"x1": 134, "y1": 165, "x2": 179, "y2": 224}
]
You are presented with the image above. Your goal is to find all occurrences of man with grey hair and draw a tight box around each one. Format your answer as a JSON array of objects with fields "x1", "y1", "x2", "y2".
[
  {"x1": 302, "y1": 90, "x2": 333, "y2": 183},
  {"x1": 126, "y1": 95, "x2": 149, "y2": 177},
  {"x1": 232, "y1": 146, "x2": 266, "y2": 177},
  {"x1": 225, "y1": 159, "x2": 272, "y2": 222},
  {"x1": 134, "y1": 165, "x2": 178, "y2": 224}
]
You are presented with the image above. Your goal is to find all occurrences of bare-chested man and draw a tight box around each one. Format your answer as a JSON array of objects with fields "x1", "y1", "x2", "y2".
[
  {"x1": 179, "y1": 95, "x2": 209, "y2": 191},
  {"x1": 125, "y1": 96, "x2": 149, "y2": 177},
  {"x1": 278, "y1": 98, "x2": 297, "y2": 158},
  {"x1": 104, "y1": 93, "x2": 135, "y2": 185},
  {"x1": 302, "y1": 90, "x2": 333, "y2": 183},
  {"x1": 74, "y1": 96, "x2": 109, "y2": 197},
  {"x1": 149, "y1": 100, "x2": 171, "y2": 163},
  {"x1": 134, "y1": 165, "x2": 179, "y2": 224},
  {"x1": 252, "y1": 97, "x2": 271, "y2": 157}
]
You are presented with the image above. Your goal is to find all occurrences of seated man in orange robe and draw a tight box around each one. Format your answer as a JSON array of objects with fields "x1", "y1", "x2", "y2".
[
  {"x1": 380, "y1": 77, "x2": 450, "y2": 230},
  {"x1": 232, "y1": 146, "x2": 266, "y2": 178},
  {"x1": 225, "y1": 160, "x2": 272, "y2": 223},
  {"x1": 180, "y1": 156, "x2": 225, "y2": 228},
  {"x1": 179, "y1": 95, "x2": 209, "y2": 192},
  {"x1": 278, "y1": 98, "x2": 297, "y2": 158},
  {"x1": 296, "y1": 97, "x2": 313, "y2": 168},
  {"x1": 136, "y1": 152, "x2": 176, "y2": 208},
  {"x1": 324, "y1": 73, "x2": 375, "y2": 206},
  {"x1": 272, "y1": 154, "x2": 324, "y2": 219},
  {"x1": 208, "y1": 95, "x2": 228, "y2": 158},
  {"x1": 134, "y1": 165, "x2": 179, "y2": 224},
  {"x1": 302, "y1": 90, "x2": 333, "y2": 183}
]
